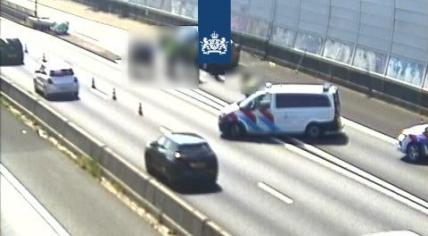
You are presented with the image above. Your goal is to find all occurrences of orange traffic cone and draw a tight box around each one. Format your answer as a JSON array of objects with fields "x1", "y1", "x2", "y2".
[
  {"x1": 91, "y1": 77, "x2": 96, "y2": 89},
  {"x1": 112, "y1": 88, "x2": 117, "y2": 101}
]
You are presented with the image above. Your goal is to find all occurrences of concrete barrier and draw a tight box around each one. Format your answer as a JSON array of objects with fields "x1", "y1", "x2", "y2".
[
  {"x1": 0, "y1": 76, "x2": 231, "y2": 236},
  {"x1": 0, "y1": 0, "x2": 121, "y2": 63},
  {"x1": 0, "y1": 0, "x2": 34, "y2": 19},
  {"x1": 0, "y1": 0, "x2": 34, "y2": 27}
]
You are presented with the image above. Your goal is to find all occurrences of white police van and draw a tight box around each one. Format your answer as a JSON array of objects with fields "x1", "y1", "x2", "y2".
[{"x1": 219, "y1": 83, "x2": 342, "y2": 139}]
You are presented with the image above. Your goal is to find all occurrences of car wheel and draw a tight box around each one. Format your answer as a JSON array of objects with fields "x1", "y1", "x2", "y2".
[
  {"x1": 145, "y1": 155, "x2": 156, "y2": 176},
  {"x1": 43, "y1": 89, "x2": 50, "y2": 100},
  {"x1": 146, "y1": 163, "x2": 155, "y2": 176},
  {"x1": 166, "y1": 173, "x2": 178, "y2": 187},
  {"x1": 306, "y1": 123, "x2": 322, "y2": 139},
  {"x1": 407, "y1": 143, "x2": 422, "y2": 162},
  {"x1": 33, "y1": 83, "x2": 39, "y2": 94},
  {"x1": 145, "y1": 159, "x2": 153, "y2": 175},
  {"x1": 73, "y1": 92, "x2": 79, "y2": 100},
  {"x1": 229, "y1": 123, "x2": 245, "y2": 139}
]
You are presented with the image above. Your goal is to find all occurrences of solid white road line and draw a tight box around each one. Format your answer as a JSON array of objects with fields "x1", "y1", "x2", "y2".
[
  {"x1": 192, "y1": 89, "x2": 230, "y2": 107},
  {"x1": 177, "y1": 88, "x2": 428, "y2": 215},
  {"x1": 257, "y1": 182, "x2": 294, "y2": 204},
  {"x1": 89, "y1": 87, "x2": 110, "y2": 100},
  {"x1": 341, "y1": 117, "x2": 398, "y2": 145},
  {"x1": 272, "y1": 137, "x2": 428, "y2": 215},
  {"x1": 0, "y1": 164, "x2": 70, "y2": 236},
  {"x1": 176, "y1": 89, "x2": 225, "y2": 111},
  {"x1": 164, "y1": 89, "x2": 220, "y2": 115}
]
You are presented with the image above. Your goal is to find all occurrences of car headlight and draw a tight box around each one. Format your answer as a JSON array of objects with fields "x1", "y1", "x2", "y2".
[{"x1": 397, "y1": 134, "x2": 406, "y2": 142}]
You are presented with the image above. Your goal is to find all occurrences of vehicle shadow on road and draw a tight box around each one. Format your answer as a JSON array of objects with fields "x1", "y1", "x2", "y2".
[
  {"x1": 152, "y1": 174, "x2": 223, "y2": 195},
  {"x1": 220, "y1": 133, "x2": 349, "y2": 146},
  {"x1": 46, "y1": 95, "x2": 79, "y2": 102},
  {"x1": 400, "y1": 156, "x2": 428, "y2": 166},
  {"x1": 172, "y1": 183, "x2": 223, "y2": 195},
  {"x1": 220, "y1": 135, "x2": 282, "y2": 145},
  {"x1": 296, "y1": 133, "x2": 349, "y2": 146}
]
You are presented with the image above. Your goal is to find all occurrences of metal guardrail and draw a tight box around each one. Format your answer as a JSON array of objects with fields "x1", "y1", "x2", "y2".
[{"x1": 1, "y1": 0, "x2": 35, "y2": 16}]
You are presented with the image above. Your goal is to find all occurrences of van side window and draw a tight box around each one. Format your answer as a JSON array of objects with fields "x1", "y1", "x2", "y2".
[{"x1": 276, "y1": 94, "x2": 330, "y2": 108}]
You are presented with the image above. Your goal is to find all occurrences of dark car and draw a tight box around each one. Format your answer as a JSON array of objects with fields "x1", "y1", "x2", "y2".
[
  {"x1": 145, "y1": 132, "x2": 218, "y2": 187},
  {"x1": 0, "y1": 38, "x2": 24, "y2": 66}
]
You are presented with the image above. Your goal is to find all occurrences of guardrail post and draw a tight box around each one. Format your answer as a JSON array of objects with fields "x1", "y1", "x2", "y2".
[
  {"x1": 262, "y1": 0, "x2": 277, "y2": 60},
  {"x1": 34, "y1": 0, "x2": 38, "y2": 18}
]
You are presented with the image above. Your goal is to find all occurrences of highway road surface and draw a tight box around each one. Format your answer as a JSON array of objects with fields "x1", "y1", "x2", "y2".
[
  {"x1": 0, "y1": 106, "x2": 160, "y2": 236},
  {"x1": 1, "y1": 164, "x2": 69, "y2": 236},
  {"x1": 1, "y1": 16, "x2": 428, "y2": 236}
]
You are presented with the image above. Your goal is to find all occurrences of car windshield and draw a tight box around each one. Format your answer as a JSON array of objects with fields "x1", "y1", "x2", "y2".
[
  {"x1": 238, "y1": 92, "x2": 265, "y2": 108},
  {"x1": 49, "y1": 69, "x2": 74, "y2": 77},
  {"x1": 179, "y1": 143, "x2": 212, "y2": 156}
]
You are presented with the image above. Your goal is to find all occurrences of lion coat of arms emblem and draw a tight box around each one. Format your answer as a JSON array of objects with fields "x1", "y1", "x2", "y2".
[{"x1": 200, "y1": 31, "x2": 228, "y2": 55}]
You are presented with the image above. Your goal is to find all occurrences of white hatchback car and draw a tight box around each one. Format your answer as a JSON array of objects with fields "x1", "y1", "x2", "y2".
[{"x1": 33, "y1": 61, "x2": 79, "y2": 99}]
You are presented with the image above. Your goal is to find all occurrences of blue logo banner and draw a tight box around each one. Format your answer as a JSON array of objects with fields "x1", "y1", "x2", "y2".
[{"x1": 198, "y1": 0, "x2": 231, "y2": 65}]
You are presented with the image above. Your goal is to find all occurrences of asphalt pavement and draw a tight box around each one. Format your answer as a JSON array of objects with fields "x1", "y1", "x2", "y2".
[
  {"x1": 1, "y1": 18, "x2": 428, "y2": 236},
  {"x1": 13, "y1": 2, "x2": 427, "y2": 206},
  {"x1": 0, "y1": 106, "x2": 160, "y2": 236}
]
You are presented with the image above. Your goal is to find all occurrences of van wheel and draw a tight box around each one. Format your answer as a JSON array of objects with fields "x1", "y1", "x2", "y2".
[
  {"x1": 229, "y1": 123, "x2": 245, "y2": 139},
  {"x1": 306, "y1": 123, "x2": 322, "y2": 139},
  {"x1": 407, "y1": 143, "x2": 422, "y2": 162}
]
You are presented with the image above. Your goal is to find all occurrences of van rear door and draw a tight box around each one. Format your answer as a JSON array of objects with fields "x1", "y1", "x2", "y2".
[{"x1": 332, "y1": 89, "x2": 341, "y2": 128}]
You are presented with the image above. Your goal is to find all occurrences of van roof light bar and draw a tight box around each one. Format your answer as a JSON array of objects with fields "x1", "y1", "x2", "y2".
[{"x1": 323, "y1": 83, "x2": 332, "y2": 92}]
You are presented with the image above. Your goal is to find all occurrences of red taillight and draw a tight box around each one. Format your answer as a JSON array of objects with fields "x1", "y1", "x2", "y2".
[{"x1": 47, "y1": 78, "x2": 53, "y2": 84}]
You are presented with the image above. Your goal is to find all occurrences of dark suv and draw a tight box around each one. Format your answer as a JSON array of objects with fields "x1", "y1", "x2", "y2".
[
  {"x1": 145, "y1": 132, "x2": 218, "y2": 187},
  {"x1": 0, "y1": 38, "x2": 24, "y2": 66}
]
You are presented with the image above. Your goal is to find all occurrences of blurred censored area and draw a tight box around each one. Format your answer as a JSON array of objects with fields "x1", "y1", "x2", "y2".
[{"x1": 128, "y1": 26, "x2": 199, "y2": 88}]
